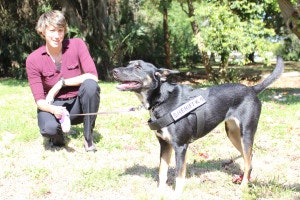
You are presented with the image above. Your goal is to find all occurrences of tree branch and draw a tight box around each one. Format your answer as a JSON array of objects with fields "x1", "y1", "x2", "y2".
[{"x1": 278, "y1": 0, "x2": 300, "y2": 39}]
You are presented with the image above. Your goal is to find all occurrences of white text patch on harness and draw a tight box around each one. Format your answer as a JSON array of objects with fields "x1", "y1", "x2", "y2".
[{"x1": 171, "y1": 96, "x2": 206, "y2": 121}]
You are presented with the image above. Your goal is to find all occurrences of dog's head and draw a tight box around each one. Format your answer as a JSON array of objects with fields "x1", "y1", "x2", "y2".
[
  {"x1": 113, "y1": 60, "x2": 179, "y2": 108},
  {"x1": 113, "y1": 60, "x2": 179, "y2": 92}
]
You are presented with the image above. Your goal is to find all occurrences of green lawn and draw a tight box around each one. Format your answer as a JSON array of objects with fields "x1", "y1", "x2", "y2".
[{"x1": 0, "y1": 77, "x2": 299, "y2": 200}]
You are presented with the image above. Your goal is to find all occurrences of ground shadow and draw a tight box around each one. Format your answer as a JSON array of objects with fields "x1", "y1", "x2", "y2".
[
  {"x1": 43, "y1": 136, "x2": 76, "y2": 153},
  {"x1": 68, "y1": 126, "x2": 103, "y2": 143},
  {"x1": 42, "y1": 126, "x2": 102, "y2": 152},
  {"x1": 121, "y1": 157, "x2": 299, "y2": 194},
  {"x1": 121, "y1": 157, "x2": 243, "y2": 188}
]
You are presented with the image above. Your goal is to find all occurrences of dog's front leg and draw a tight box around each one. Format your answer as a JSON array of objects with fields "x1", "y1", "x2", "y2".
[
  {"x1": 174, "y1": 143, "x2": 188, "y2": 194},
  {"x1": 158, "y1": 138, "x2": 172, "y2": 190}
]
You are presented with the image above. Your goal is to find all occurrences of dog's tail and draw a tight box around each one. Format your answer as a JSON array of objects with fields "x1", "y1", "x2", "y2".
[{"x1": 252, "y1": 56, "x2": 285, "y2": 94}]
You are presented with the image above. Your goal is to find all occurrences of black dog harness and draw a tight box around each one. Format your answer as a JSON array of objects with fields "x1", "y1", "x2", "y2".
[{"x1": 148, "y1": 95, "x2": 206, "y2": 135}]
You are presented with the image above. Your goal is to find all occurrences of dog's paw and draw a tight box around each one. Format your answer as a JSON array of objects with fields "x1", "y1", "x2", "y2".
[{"x1": 174, "y1": 177, "x2": 185, "y2": 196}]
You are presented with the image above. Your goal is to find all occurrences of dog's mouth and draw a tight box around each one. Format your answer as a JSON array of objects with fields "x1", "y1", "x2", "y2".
[{"x1": 116, "y1": 81, "x2": 142, "y2": 91}]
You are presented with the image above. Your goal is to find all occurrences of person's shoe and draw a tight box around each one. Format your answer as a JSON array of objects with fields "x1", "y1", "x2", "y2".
[
  {"x1": 47, "y1": 133, "x2": 65, "y2": 147},
  {"x1": 60, "y1": 109, "x2": 71, "y2": 133},
  {"x1": 43, "y1": 136, "x2": 53, "y2": 147},
  {"x1": 84, "y1": 139, "x2": 97, "y2": 152},
  {"x1": 49, "y1": 138, "x2": 54, "y2": 148}
]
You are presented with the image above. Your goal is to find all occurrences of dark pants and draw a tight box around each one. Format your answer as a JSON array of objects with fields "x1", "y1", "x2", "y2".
[{"x1": 38, "y1": 79, "x2": 100, "y2": 145}]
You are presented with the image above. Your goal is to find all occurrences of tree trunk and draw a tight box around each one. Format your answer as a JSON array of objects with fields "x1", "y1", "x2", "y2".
[
  {"x1": 185, "y1": 0, "x2": 214, "y2": 80},
  {"x1": 278, "y1": 0, "x2": 300, "y2": 39},
  {"x1": 219, "y1": 53, "x2": 229, "y2": 82},
  {"x1": 57, "y1": 0, "x2": 117, "y2": 80},
  {"x1": 163, "y1": 6, "x2": 172, "y2": 69}
]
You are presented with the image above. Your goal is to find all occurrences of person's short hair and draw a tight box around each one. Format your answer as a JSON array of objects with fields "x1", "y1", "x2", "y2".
[{"x1": 35, "y1": 10, "x2": 69, "y2": 39}]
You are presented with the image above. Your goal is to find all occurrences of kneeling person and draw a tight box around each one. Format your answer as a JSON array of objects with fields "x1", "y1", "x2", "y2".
[{"x1": 26, "y1": 10, "x2": 100, "y2": 151}]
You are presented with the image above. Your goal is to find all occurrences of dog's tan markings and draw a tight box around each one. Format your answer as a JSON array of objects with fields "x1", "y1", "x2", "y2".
[
  {"x1": 156, "y1": 127, "x2": 172, "y2": 142},
  {"x1": 158, "y1": 143, "x2": 172, "y2": 189},
  {"x1": 240, "y1": 143, "x2": 253, "y2": 188},
  {"x1": 225, "y1": 118, "x2": 243, "y2": 154},
  {"x1": 143, "y1": 74, "x2": 153, "y2": 87},
  {"x1": 135, "y1": 93, "x2": 144, "y2": 104},
  {"x1": 135, "y1": 93, "x2": 150, "y2": 109}
]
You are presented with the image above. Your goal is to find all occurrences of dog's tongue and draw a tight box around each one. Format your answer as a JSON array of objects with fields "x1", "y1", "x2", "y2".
[{"x1": 116, "y1": 81, "x2": 140, "y2": 90}]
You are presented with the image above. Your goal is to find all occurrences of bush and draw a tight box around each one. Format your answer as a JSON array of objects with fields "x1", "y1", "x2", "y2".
[{"x1": 275, "y1": 34, "x2": 300, "y2": 61}]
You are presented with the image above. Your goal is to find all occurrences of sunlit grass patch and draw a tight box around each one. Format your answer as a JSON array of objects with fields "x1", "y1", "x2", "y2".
[
  {"x1": 243, "y1": 176, "x2": 298, "y2": 200},
  {"x1": 23, "y1": 166, "x2": 50, "y2": 180},
  {"x1": 32, "y1": 183, "x2": 51, "y2": 198},
  {"x1": 73, "y1": 168, "x2": 122, "y2": 192}
]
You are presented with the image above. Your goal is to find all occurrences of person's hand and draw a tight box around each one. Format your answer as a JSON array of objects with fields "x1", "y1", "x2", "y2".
[{"x1": 51, "y1": 105, "x2": 66, "y2": 119}]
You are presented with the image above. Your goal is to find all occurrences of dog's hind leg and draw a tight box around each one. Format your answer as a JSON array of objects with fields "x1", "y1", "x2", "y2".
[
  {"x1": 240, "y1": 127, "x2": 255, "y2": 189},
  {"x1": 158, "y1": 138, "x2": 173, "y2": 190},
  {"x1": 225, "y1": 118, "x2": 253, "y2": 188}
]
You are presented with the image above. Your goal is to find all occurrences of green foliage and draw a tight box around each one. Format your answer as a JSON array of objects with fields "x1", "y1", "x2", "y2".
[
  {"x1": 0, "y1": 1, "x2": 43, "y2": 79},
  {"x1": 187, "y1": 1, "x2": 277, "y2": 83},
  {"x1": 275, "y1": 34, "x2": 300, "y2": 61},
  {"x1": 213, "y1": 68, "x2": 242, "y2": 84},
  {"x1": 37, "y1": 0, "x2": 53, "y2": 13},
  {"x1": 168, "y1": 2, "x2": 201, "y2": 66},
  {"x1": 197, "y1": 3, "x2": 247, "y2": 55},
  {"x1": 87, "y1": 0, "x2": 165, "y2": 75},
  {"x1": 194, "y1": 1, "x2": 275, "y2": 64},
  {"x1": 67, "y1": 26, "x2": 83, "y2": 39},
  {"x1": 0, "y1": 0, "x2": 297, "y2": 81},
  {"x1": 229, "y1": 0, "x2": 265, "y2": 20}
]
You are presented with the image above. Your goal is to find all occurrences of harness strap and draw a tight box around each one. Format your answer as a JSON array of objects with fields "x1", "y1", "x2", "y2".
[
  {"x1": 148, "y1": 95, "x2": 206, "y2": 135},
  {"x1": 195, "y1": 108, "x2": 205, "y2": 135},
  {"x1": 148, "y1": 113, "x2": 173, "y2": 130}
]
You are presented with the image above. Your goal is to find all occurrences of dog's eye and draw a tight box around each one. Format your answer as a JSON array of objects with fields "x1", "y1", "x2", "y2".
[{"x1": 134, "y1": 65, "x2": 142, "y2": 70}]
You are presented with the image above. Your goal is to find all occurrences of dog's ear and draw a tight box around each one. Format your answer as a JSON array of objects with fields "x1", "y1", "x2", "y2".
[{"x1": 155, "y1": 68, "x2": 180, "y2": 82}]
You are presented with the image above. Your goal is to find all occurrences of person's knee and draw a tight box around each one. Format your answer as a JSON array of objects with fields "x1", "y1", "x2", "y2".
[{"x1": 81, "y1": 79, "x2": 100, "y2": 97}]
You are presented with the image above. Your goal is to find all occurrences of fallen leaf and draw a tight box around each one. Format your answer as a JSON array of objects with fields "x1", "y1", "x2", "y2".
[{"x1": 198, "y1": 152, "x2": 209, "y2": 159}]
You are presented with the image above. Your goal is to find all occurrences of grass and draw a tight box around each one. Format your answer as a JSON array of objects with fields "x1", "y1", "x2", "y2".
[{"x1": 0, "y1": 70, "x2": 300, "y2": 199}]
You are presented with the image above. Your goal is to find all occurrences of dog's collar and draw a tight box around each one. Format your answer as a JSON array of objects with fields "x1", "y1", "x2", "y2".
[
  {"x1": 147, "y1": 83, "x2": 176, "y2": 111},
  {"x1": 148, "y1": 95, "x2": 206, "y2": 130}
]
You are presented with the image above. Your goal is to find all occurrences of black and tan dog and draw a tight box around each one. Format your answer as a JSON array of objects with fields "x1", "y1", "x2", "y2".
[{"x1": 113, "y1": 56, "x2": 284, "y2": 193}]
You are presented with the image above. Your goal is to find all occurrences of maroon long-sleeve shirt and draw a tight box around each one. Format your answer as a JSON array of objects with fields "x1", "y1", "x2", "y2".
[{"x1": 26, "y1": 38, "x2": 98, "y2": 102}]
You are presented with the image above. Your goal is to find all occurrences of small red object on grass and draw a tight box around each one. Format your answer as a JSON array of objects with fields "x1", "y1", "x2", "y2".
[
  {"x1": 198, "y1": 152, "x2": 209, "y2": 159},
  {"x1": 232, "y1": 174, "x2": 252, "y2": 184},
  {"x1": 232, "y1": 174, "x2": 244, "y2": 184}
]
